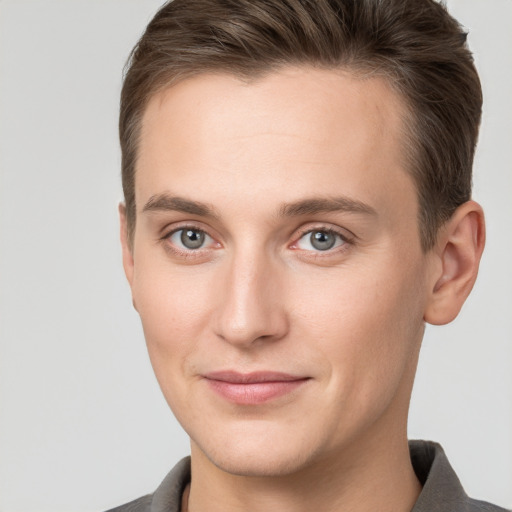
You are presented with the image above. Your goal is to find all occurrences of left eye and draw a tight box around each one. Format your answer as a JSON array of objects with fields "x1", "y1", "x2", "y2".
[
  {"x1": 168, "y1": 228, "x2": 213, "y2": 250},
  {"x1": 295, "y1": 229, "x2": 346, "y2": 251}
]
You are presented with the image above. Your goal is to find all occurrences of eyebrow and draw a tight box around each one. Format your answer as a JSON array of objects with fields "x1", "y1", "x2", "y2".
[
  {"x1": 142, "y1": 193, "x2": 377, "y2": 219},
  {"x1": 279, "y1": 197, "x2": 377, "y2": 217},
  {"x1": 142, "y1": 194, "x2": 219, "y2": 218}
]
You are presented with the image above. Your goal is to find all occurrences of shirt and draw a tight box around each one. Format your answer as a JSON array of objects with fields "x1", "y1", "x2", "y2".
[{"x1": 105, "y1": 440, "x2": 511, "y2": 512}]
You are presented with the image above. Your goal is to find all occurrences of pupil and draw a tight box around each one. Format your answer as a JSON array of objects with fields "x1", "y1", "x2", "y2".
[
  {"x1": 311, "y1": 231, "x2": 336, "y2": 251},
  {"x1": 181, "y1": 229, "x2": 205, "y2": 249}
]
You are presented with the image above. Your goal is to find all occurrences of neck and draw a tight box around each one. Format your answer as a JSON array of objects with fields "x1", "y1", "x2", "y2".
[
  {"x1": 186, "y1": 429, "x2": 421, "y2": 512},
  {"x1": 185, "y1": 341, "x2": 424, "y2": 512}
]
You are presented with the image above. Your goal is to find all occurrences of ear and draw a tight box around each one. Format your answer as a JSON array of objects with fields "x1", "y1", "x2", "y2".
[
  {"x1": 424, "y1": 200, "x2": 485, "y2": 325},
  {"x1": 119, "y1": 203, "x2": 135, "y2": 288}
]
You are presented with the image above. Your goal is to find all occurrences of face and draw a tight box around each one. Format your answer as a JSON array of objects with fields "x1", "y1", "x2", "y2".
[{"x1": 123, "y1": 67, "x2": 434, "y2": 477}]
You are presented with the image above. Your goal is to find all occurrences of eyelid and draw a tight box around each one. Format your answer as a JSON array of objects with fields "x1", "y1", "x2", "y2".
[
  {"x1": 158, "y1": 217, "x2": 207, "y2": 236},
  {"x1": 291, "y1": 223, "x2": 356, "y2": 246},
  {"x1": 158, "y1": 220, "x2": 355, "y2": 260},
  {"x1": 159, "y1": 222, "x2": 222, "y2": 258},
  {"x1": 160, "y1": 220, "x2": 218, "y2": 241}
]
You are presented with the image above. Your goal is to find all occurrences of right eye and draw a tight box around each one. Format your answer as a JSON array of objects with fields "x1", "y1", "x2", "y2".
[{"x1": 167, "y1": 227, "x2": 214, "y2": 251}]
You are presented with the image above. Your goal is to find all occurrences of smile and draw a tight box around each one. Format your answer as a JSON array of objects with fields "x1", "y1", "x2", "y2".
[{"x1": 203, "y1": 371, "x2": 311, "y2": 405}]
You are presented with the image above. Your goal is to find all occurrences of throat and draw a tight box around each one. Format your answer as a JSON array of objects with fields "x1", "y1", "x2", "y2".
[{"x1": 185, "y1": 441, "x2": 421, "y2": 512}]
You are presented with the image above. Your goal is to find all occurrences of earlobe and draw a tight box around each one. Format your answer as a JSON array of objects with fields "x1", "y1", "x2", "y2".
[
  {"x1": 424, "y1": 200, "x2": 485, "y2": 326},
  {"x1": 119, "y1": 203, "x2": 135, "y2": 289}
]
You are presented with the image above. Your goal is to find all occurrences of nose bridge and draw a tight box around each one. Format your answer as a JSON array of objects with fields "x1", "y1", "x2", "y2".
[{"x1": 214, "y1": 245, "x2": 287, "y2": 347}]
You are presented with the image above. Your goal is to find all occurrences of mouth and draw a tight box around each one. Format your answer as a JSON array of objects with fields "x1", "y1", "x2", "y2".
[{"x1": 203, "y1": 371, "x2": 311, "y2": 405}]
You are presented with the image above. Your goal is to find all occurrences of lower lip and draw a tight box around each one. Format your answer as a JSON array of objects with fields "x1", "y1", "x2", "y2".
[{"x1": 206, "y1": 379, "x2": 309, "y2": 405}]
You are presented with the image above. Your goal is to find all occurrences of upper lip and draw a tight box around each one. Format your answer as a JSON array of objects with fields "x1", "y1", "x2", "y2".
[{"x1": 203, "y1": 371, "x2": 309, "y2": 384}]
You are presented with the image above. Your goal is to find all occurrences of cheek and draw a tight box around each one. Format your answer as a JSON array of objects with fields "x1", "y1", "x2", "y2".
[
  {"x1": 133, "y1": 251, "x2": 213, "y2": 332},
  {"x1": 294, "y1": 258, "x2": 426, "y2": 397},
  {"x1": 131, "y1": 259, "x2": 215, "y2": 389}
]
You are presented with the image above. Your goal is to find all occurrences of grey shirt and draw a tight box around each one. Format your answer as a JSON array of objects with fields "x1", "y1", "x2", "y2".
[{"x1": 106, "y1": 441, "x2": 510, "y2": 512}]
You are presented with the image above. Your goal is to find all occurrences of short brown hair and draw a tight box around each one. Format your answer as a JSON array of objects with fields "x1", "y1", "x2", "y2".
[{"x1": 120, "y1": 0, "x2": 482, "y2": 250}]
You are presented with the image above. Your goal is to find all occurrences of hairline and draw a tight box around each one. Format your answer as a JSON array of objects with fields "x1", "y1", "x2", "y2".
[{"x1": 124, "y1": 62, "x2": 430, "y2": 251}]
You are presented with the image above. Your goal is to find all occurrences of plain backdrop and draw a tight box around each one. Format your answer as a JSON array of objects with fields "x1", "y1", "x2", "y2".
[{"x1": 0, "y1": 1, "x2": 511, "y2": 511}]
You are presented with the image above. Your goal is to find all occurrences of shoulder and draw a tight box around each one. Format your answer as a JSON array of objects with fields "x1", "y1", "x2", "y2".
[
  {"x1": 104, "y1": 494, "x2": 152, "y2": 512},
  {"x1": 103, "y1": 457, "x2": 191, "y2": 512},
  {"x1": 410, "y1": 440, "x2": 510, "y2": 512},
  {"x1": 465, "y1": 498, "x2": 511, "y2": 512}
]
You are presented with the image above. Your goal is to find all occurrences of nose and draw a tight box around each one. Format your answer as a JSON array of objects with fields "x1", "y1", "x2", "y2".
[{"x1": 213, "y1": 251, "x2": 289, "y2": 348}]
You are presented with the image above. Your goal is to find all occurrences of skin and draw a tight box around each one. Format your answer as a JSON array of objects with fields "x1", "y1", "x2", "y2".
[{"x1": 120, "y1": 67, "x2": 485, "y2": 512}]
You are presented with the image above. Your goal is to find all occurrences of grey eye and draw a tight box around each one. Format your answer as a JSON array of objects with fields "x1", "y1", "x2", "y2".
[
  {"x1": 310, "y1": 231, "x2": 337, "y2": 251},
  {"x1": 295, "y1": 229, "x2": 346, "y2": 252},
  {"x1": 166, "y1": 227, "x2": 216, "y2": 254},
  {"x1": 172, "y1": 228, "x2": 207, "y2": 249}
]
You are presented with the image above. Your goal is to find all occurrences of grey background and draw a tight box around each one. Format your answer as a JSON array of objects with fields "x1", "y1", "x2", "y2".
[{"x1": 0, "y1": 1, "x2": 511, "y2": 510}]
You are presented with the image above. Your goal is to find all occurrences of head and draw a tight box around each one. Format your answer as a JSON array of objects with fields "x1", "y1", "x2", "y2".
[
  {"x1": 118, "y1": 0, "x2": 485, "y2": 478},
  {"x1": 120, "y1": 0, "x2": 482, "y2": 252}
]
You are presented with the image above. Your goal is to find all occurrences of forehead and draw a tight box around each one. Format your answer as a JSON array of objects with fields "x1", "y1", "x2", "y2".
[
  {"x1": 136, "y1": 66, "x2": 415, "y2": 222},
  {"x1": 140, "y1": 66, "x2": 407, "y2": 156}
]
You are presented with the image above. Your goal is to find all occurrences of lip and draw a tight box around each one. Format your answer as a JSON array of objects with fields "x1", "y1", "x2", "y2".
[{"x1": 203, "y1": 371, "x2": 310, "y2": 405}]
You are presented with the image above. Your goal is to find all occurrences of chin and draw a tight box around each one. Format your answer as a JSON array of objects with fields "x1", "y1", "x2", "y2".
[
  {"x1": 207, "y1": 446, "x2": 317, "y2": 478},
  {"x1": 191, "y1": 421, "x2": 325, "y2": 478}
]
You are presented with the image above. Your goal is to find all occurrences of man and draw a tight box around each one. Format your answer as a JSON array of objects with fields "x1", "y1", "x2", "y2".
[{"x1": 110, "y1": 0, "x2": 508, "y2": 511}]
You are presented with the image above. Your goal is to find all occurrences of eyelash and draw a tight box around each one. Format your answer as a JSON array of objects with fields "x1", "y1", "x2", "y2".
[
  {"x1": 290, "y1": 226, "x2": 355, "y2": 256},
  {"x1": 160, "y1": 224, "x2": 218, "y2": 260},
  {"x1": 159, "y1": 223, "x2": 356, "y2": 259}
]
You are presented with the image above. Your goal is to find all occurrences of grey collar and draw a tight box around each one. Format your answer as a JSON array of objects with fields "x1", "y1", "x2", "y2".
[{"x1": 147, "y1": 441, "x2": 509, "y2": 512}]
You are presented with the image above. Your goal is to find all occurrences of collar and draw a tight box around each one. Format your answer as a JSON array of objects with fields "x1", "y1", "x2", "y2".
[{"x1": 148, "y1": 441, "x2": 507, "y2": 512}]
